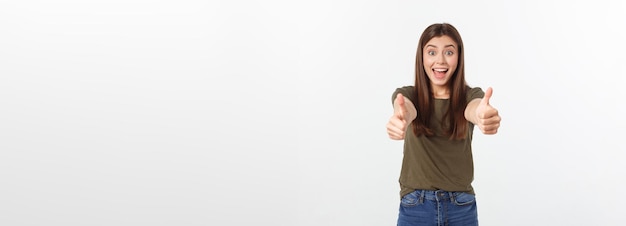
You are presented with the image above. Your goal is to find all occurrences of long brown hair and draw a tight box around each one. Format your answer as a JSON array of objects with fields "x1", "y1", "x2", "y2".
[{"x1": 412, "y1": 23, "x2": 469, "y2": 140}]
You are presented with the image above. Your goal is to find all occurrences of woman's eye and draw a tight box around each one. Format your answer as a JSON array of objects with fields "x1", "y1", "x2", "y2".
[
  {"x1": 428, "y1": 51, "x2": 436, "y2": 56},
  {"x1": 445, "y1": 51, "x2": 454, "y2": 56}
]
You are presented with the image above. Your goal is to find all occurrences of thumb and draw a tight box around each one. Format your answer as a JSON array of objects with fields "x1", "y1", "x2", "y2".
[
  {"x1": 395, "y1": 93, "x2": 406, "y2": 117},
  {"x1": 480, "y1": 87, "x2": 493, "y2": 106}
]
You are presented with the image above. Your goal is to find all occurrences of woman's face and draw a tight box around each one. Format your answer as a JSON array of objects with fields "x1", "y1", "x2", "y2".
[{"x1": 423, "y1": 35, "x2": 458, "y2": 89}]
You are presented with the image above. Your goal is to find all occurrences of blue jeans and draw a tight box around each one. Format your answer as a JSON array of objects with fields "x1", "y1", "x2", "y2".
[{"x1": 397, "y1": 190, "x2": 478, "y2": 226}]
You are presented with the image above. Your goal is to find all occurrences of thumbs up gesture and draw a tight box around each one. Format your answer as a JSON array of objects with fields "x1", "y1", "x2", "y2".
[
  {"x1": 387, "y1": 93, "x2": 410, "y2": 140},
  {"x1": 475, "y1": 87, "x2": 501, "y2": 135}
]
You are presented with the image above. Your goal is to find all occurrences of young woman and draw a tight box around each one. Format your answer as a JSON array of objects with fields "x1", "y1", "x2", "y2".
[{"x1": 386, "y1": 23, "x2": 501, "y2": 226}]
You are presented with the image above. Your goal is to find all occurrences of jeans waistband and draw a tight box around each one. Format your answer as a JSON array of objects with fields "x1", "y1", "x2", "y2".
[{"x1": 415, "y1": 190, "x2": 460, "y2": 202}]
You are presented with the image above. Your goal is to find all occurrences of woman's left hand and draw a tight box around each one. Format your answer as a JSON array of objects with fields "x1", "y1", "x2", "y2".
[{"x1": 475, "y1": 87, "x2": 501, "y2": 134}]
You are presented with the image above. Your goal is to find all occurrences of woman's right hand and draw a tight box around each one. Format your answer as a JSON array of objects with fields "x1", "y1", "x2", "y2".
[{"x1": 387, "y1": 93, "x2": 409, "y2": 140}]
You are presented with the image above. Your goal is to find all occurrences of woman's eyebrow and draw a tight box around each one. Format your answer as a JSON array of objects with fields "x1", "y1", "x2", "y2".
[{"x1": 425, "y1": 44, "x2": 456, "y2": 48}]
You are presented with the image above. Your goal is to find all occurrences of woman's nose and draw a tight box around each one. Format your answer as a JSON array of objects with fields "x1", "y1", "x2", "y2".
[{"x1": 436, "y1": 54, "x2": 446, "y2": 64}]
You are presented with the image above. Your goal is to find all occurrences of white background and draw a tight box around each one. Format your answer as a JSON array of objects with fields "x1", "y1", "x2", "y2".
[{"x1": 1, "y1": 0, "x2": 625, "y2": 225}]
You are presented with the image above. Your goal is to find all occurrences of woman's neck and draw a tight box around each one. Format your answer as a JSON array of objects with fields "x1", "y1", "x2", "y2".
[{"x1": 431, "y1": 86, "x2": 450, "y2": 99}]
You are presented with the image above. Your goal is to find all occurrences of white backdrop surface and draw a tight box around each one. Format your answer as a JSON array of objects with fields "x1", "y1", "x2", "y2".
[{"x1": 1, "y1": 1, "x2": 624, "y2": 226}]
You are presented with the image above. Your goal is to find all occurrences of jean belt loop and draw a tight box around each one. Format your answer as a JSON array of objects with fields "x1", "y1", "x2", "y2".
[
  {"x1": 449, "y1": 192, "x2": 456, "y2": 203},
  {"x1": 419, "y1": 190, "x2": 425, "y2": 204}
]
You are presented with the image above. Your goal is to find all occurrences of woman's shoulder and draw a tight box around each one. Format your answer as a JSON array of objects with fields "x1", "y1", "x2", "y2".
[
  {"x1": 465, "y1": 86, "x2": 485, "y2": 101},
  {"x1": 392, "y1": 86, "x2": 416, "y2": 103},
  {"x1": 394, "y1": 86, "x2": 415, "y2": 96}
]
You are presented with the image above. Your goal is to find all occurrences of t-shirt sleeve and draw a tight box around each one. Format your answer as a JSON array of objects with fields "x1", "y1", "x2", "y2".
[
  {"x1": 391, "y1": 86, "x2": 416, "y2": 106},
  {"x1": 466, "y1": 86, "x2": 485, "y2": 103}
]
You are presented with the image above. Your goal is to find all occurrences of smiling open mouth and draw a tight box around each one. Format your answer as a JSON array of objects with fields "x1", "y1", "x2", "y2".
[{"x1": 433, "y1": 68, "x2": 448, "y2": 78}]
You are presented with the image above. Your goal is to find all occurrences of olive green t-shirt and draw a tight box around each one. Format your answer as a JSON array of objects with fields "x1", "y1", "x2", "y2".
[{"x1": 392, "y1": 86, "x2": 484, "y2": 199}]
